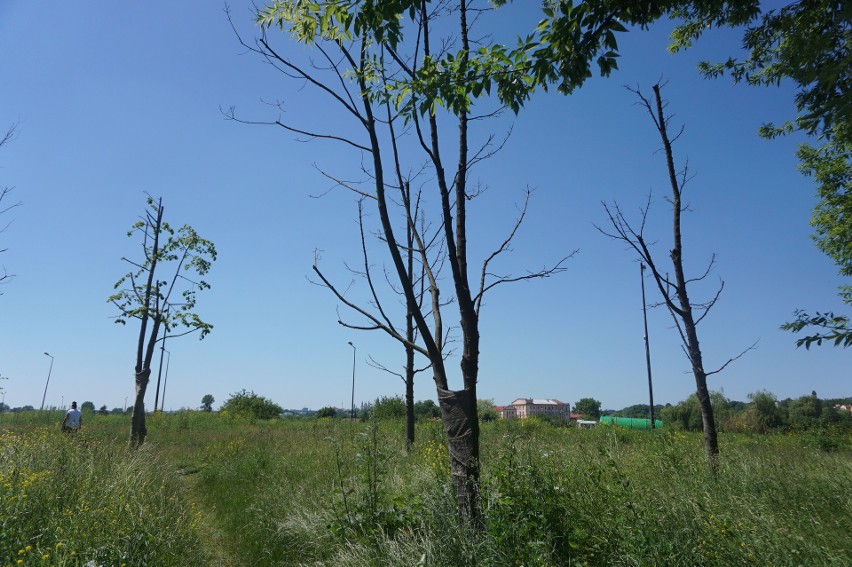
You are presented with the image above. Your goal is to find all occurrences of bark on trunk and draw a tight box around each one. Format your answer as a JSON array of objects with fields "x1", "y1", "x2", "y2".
[
  {"x1": 129, "y1": 368, "x2": 150, "y2": 448},
  {"x1": 437, "y1": 386, "x2": 481, "y2": 526},
  {"x1": 405, "y1": 362, "x2": 415, "y2": 453},
  {"x1": 693, "y1": 365, "x2": 719, "y2": 464}
]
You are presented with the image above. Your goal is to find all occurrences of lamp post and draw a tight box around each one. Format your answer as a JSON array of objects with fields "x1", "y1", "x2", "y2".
[
  {"x1": 154, "y1": 316, "x2": 168, "y2": 413},
  {"x1": 640, "y1": 263, "x2": 656, "y2": 429},
  {"x1": 159, "y1": 350, "x2": 171, "y2": 413},
  {"x1": 348, "y1": 342, "x2": 356, "y2": 421},
  {"x1": 40, "y1": 352, "x2": 54, "y2": 411}
]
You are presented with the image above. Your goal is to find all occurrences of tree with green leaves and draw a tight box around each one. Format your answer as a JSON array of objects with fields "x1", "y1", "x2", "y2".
[
  {"x1": 666, "y1": 1, "x2": 852, "y2": 348},
  {"x1": 414, "y1": 399, "x2": 441, "y2": 420},
  {"x1": 787, "y1": 390, "x2": 823, "y2": 429},
  {"x1": 574, "y1": 397, "x2": 601, "y2": 419},
  {"x1": 200, "y1": 394, "x2": 215, "y2": 412},
  {"x1": 477, "y1": 399, "x2": 499, "y2": 422},
  {"x1": 782, "y1": 134, "x2": 851, "y2": 348},
  {"x1": 80, "y1": 401, "x2": 95, "y2": 412},
  {"x1": 109, "y1": 196, "x2": 216, "y2": 447},
  {"x1": 745, "y1": 390, "x2": 784, "y2": 433}
]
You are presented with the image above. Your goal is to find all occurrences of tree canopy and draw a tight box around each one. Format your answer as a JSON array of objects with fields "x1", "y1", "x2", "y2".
[
  {"x1": 666, "y1": 0, "x2": 852, "y2": 349},
  {"x1": 574, "y1": 397, "x2": 602, "y2": 419}
]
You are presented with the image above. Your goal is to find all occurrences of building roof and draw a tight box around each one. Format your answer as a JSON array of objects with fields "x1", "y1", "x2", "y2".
[{"x1": 511, "y1": 398, "x2": 567, "y2": 406}]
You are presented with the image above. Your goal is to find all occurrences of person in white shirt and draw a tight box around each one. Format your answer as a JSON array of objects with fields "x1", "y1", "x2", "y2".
[{"x1": 62, "y1": 401, "x2": 82, "y2": 432}]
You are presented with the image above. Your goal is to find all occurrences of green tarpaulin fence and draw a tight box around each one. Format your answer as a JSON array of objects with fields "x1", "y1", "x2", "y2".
[{"x1": 599, "y1": 416, "x2": 663, "y2": 430}]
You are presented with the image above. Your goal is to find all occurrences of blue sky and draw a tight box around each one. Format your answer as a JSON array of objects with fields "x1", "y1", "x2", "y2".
[{"x1": 0, "y1": 1, "x2": 847, "y2": 413}]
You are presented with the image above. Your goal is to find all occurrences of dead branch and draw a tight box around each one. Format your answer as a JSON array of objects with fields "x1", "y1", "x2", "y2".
[{"x1": 705, "y1": 340, "x2": 759, "y2": 377}]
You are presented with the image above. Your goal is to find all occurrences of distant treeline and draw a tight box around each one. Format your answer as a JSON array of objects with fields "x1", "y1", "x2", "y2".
[{"x1": 612, "y1": 391, "x2": 852, "y2": 433}]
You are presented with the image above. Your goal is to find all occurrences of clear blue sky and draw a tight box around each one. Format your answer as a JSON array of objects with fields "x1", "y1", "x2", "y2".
[{"x1": 0, "y1": 1, "x2": 847, "y2": 412}]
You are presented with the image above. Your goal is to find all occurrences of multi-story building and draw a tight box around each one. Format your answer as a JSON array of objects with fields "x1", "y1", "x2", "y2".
[{"x1": 496, "y1": 398, "x2": 571, "y2": 420}]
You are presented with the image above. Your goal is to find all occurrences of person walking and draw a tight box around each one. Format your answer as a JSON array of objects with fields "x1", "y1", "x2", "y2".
[{"x1": 62, "y1": 401, "x2": 82, "y2": 432}]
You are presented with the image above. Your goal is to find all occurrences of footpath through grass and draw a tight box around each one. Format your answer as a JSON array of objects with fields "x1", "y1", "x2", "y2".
[{"x1": 2, "y1": 411, "x2": 850, "y2": 566}]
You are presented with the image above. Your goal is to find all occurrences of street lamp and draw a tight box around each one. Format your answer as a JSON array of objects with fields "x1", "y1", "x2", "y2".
[
  {"x1": 154, "y1": 315, "x2": 169, "y2": 413},
  {"x1": 40, "y1": 352, "x2": 54, "y2": 411},
  {"x1": 348, "y1": 342, "x2": 356, "y2": 421},
  {"x1": 160, "y1": 350, "x2": 171, "y2": 412},
  {"x1": 640, "y1": 263, "x2": 656, "y2": 429}
]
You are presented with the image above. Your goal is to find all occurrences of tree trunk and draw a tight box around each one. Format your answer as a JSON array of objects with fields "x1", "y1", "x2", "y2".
[
  {"x1": 437, "y1": 386, "x2": 481, "y2": 526},
  {"x1": 129, "y1": 368, "x2": 150, "y2": 448},
  {"x1": 405, "y1": 356, "x2": 415, "y2": 453},
  {"x1": 691, "y1": 360, "x2": 719, "y2": 464}
]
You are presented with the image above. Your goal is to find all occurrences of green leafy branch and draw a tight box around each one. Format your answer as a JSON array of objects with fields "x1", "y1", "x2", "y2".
[{"x1": 781, "y1": 309, "x2": 852, "y2": 349}]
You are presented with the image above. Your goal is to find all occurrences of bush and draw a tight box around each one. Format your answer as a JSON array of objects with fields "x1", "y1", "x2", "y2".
[
  {"x1": 371, "y1": 395, "x2": 406, "y2": 420},
  {"x1": 414, "y1": 399, "x2": 441, "y2": 420},
  {"x1": 316, "y1": 406, "x2": 337, "y2": 418},
  {"x1": 220, "y1": 390, "x2": 282, "y2": 420}
]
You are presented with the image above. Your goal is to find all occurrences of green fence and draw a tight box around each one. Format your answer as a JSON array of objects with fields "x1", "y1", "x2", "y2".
[{"x1": 600, "y1": 416, "x2": 663, "y2": 430}]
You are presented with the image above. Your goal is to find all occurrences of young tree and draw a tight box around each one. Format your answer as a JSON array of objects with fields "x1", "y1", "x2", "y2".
[
  {"x1": 362, "y1": 186, "x2": 434, "y2": 452},
  {"x1": 599, "y1": 84, "x2": 754, "y2": 467},
  {"x1": 109, "y1": 196, "x2": 216, "y2": 447},
  {"x1": 200, "y1": 394, "x2": 215, "y2": 412}
]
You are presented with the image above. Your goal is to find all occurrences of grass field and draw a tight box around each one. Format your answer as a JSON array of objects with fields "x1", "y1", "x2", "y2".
[{"x1": 1, "y1": 410, "x2": 850, "y2": 566}]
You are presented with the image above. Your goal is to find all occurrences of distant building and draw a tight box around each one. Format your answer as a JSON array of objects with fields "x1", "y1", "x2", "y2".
[
  {"x1": 494, "y1": 405, "x2": 517, "y2": 419},
  {"x1": 495, "y1": 398, "x2": 571, "y2": 420}
]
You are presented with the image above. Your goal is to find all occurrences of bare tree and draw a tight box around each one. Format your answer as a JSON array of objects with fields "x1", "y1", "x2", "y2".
[
  {"x1": 0, "y1": 123, "x2": 21, "y2": 293},
  {"x1": 365, "y1": 181, "x2": 436, "y2": 453},
  {"x1": 109, "y1": 196, "x2": 216, "y2": 447},
  {"x1": 234, "y1": 1, "x2": 570, "y2": 523},
  {"x1": 599, "y1": 84, "x2": 754, "y2": 467}
]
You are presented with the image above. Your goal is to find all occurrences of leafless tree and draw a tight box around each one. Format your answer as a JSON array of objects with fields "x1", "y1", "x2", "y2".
[
  {"x1": 364, "y1": 180, "x2": 437, "y2": 453},
  {"x1": 0, "y1": 123, "x2": 21, "y2": 293},
  {"x1": 231, "y1": 2, "x2": 570, "y2": 522},
  {"x1": 599, "y1": 83, "x2": 754, "y2": 468}
]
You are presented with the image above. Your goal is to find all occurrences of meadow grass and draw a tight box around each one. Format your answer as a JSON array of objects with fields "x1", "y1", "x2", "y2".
[
  {"x1": 0, "y1": 421, "x2": 206, "y2": 567},
  {"x1": 1, "y1": 411, "x2": 849, "y2": 566}
]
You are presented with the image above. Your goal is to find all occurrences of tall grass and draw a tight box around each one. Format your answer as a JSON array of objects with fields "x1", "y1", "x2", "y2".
[
  {"x1": 0, "y1": 425, "x2": 206, "y2": 566},
  {"x1": 2, "y1": 412, "x2": 849, "y2": 566}
]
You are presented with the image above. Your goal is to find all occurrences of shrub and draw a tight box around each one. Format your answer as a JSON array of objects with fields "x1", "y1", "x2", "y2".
[
  {"x1": 317, "y1": 406, "x2": 338, "y2": 418},
  {"x1": 220, "y1": 390, "x2": 282, "y2": 420},
  {"x1": 371, "y1": 395, "x2": 406, "y2": 420}
]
